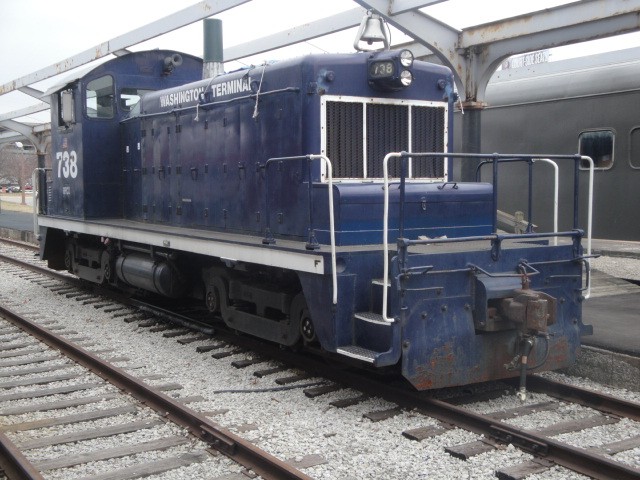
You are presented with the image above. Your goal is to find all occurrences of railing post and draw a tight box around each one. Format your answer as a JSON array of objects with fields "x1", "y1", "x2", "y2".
[
  {"x1": 261, "y1": 154, "x2": 338, "y2": 304},
  {"x1": 261, "y1": 162, "x2": 275, "y2": 245},
  {"x1": 526, "y1": 159, "x2": 534, "y2": 233},
  {"x1": 382, "y1": 152, "x2": 402, "y2": 323},
  {"x1": 32, "y1": 167, "x2": 50, "y2": 237},
  {"x1": 580, "y1": 155, "x2": 594, "y2": 258},
  {"x1": 492, "y1": 153, "x2": 499, "y2": 233},
  {"x1": 305, "y1": 155, "x2": 320, "y2": 250},
  {"x1": 399, "y1": 152, "x2": 408, "y2": 240},
  {"x1": 573, "y1": 155, "x2": 581, "y2": 230}
]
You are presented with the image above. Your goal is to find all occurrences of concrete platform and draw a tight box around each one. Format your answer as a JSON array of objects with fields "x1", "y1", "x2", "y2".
[
  {"x1": 0, "y1": 209, "x2": 35, "y2": 231},
  {"x1": 581, "y1": 265, "x2": 640, "y2": 358},
  {"x1": 0, "y1": 210, "x2": 37, "y2": 243},
  {"x1": 582, "y1": 293, "x2": 640, "y2": 355}
]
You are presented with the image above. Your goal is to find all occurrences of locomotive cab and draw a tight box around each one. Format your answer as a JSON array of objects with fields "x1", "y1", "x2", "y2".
[{"x1": 44, "y1": 51, "x2": 203, "y2": 220}]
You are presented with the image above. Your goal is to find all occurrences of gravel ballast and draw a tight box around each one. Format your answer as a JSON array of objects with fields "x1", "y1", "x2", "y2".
[{"x1": 0, "y1": 252, "x2": 638, "y2": 479}]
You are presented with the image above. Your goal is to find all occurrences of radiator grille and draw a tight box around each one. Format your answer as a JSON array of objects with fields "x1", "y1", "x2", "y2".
[
  {"x1": 412, "y1": 106, "x2": 446, "y2": 178},
  {"x1": 325, "y1": 100, "x2": 446, "y2": 179},
  {"x1": 326, "y1": 101, "x2": 364, "y2": 178}
]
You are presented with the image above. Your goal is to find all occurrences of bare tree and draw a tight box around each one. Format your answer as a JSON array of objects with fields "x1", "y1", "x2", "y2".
[{"x1": 0, "y1": 143, "x2": 38, "y2": 204}]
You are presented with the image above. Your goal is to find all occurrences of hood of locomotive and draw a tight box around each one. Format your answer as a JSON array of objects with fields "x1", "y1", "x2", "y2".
[
  {"x1": 128, "y1": 51, "x2": 461, "y2": 246},
  {"x1": 136, "y1": 51, "x2": 455, "y2": 116}
]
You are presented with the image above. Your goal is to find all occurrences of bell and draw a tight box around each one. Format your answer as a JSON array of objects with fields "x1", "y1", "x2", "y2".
[
  {"x1": 361, "y1": 15, "x2": 386, "y2": 43},
  {"x1": 354, "y1": 11, "x2": 390, "y2": 51}
]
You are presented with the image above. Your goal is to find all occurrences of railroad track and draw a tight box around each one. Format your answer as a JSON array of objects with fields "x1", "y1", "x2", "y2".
[
  {"x1": 0, "y1": 305, "x2": 312, "y2": 480},
  {"x1": 1, "y1": 238, "x2": 640, "y2": 479}
]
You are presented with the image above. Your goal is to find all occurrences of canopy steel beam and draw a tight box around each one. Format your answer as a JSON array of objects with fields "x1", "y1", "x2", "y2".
[
  {"x1": 388, "y1": 0, "x2": 448, "y2": 15},
  {"x1": 0, "y1": 0, "x2": 250, "y2": 145},
  {"x1": 0, "y1": 104, "x2": 50, "y2": 123},
  {"x1": 355, "y1": 0, "x2": 640, "y2": 102},
  {"x1": 17, "y1": 87, "x2": 47, "y2": 103},
  {"x1": 225, "y1": 8, "x2": 365, "y2": 61},
  {"x1": 0, "y1": 120, "x2": 46, "y2": 153},
  {"x1": 462, "y1": 0, "x2": 640, "y2": 102},
  {"x1": 225, "y1": 1, "x2": 445, "y2": 62},
  {"x1": 461, "y1": 0, "x2": 640, "y2": 47},
  {"x1": 0, "y1": 0, "x2": 250, "y2": 96}
]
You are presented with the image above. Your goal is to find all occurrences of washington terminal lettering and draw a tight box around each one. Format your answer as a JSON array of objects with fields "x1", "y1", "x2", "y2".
[
  {"x1": 159, "y1": 78, "x2": 251, "y2": 108},
  {"x1": 160, "y1": 87, "x2": 205, "y2": 107},
  {"x1": 211, "y1": 78, "x2": 251, "y2": 98}
]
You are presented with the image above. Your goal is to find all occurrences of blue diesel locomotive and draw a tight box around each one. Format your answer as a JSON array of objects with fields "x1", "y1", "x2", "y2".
[{"x1": 37, "y1": 39, "x2": 593, "y2": 394}]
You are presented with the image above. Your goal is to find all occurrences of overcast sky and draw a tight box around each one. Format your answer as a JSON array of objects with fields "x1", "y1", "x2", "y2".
[{"x1": 1, "y1": 0, "x2": 639, "y2": 122}]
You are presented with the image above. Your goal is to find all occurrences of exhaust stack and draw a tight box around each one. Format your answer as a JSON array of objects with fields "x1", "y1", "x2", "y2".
[{"x1": 203, "y1": 18, "x2": 224, "y2": 79}]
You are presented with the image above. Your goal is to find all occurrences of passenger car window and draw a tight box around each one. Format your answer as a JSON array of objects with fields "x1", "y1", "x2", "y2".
[
  {"x1": 578, "y1": 130, "x2": 614, "y2": 170},
  {"x1": 630, "y1": 127, "x2": 640, "y2": 169},
  {"x1": 86, "y1": 75, "x2": 114, "y2": 118}
]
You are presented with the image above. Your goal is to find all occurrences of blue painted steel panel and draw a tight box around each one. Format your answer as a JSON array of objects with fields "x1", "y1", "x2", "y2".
[{"x1": 394, "y1": 243, "x2": 585, "y2": 389}]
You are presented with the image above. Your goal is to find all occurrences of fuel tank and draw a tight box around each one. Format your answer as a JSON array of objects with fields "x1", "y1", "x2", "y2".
[{"x1": 115, "y1": 253, "x2": 185, "y2": 298}]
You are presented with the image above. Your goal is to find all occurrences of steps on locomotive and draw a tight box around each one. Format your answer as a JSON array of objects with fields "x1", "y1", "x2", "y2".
[
  {"x1": 336, "y1": 333, "x2": 399, "y2": 365},
  {"x1": 369, "y1": 278, "x2": 388, "y2": 313},
  {"x1": 336, "y1": 279, "x2": 399, "y2": 367}
]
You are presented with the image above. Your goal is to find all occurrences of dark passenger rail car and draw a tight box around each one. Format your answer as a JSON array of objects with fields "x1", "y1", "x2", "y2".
[{"x1": 479, "y1": 47, "x2": 640, "y2": 241}]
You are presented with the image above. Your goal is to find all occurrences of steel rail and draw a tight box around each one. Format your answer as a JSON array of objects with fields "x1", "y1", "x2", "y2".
[
  {"x1": 518, "y1": 374, "x2": 640, "y2": 422},
  {"x1": 0, "y1": 237, "x2": 38, "y2": 251},
  {"x1": 407, "y1": 397, "x2": 640, "y2": 480},
  {"x1": 196, "y1": 323, "x2": 640, "y2": 480},
  {"x1": 242, "y1": 342, "x2": 640, "y2": 480},
  {"x1": 0, "y1": 304, "x2": 312, "y2": 480},
  {"x1": 0, "y1": 431, "x2": 44, "y2": 480}
]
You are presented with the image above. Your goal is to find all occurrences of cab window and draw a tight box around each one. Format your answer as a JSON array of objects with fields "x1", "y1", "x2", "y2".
[
  {"x1": 86, "y1": 75, "x2": 114, "y2": 118},
  {"x1": 119, "y1": 87, "x2": 152, "y2": 113},
  {"x1": 58, "y1": 89, "x2": 75, "y2": 127}
]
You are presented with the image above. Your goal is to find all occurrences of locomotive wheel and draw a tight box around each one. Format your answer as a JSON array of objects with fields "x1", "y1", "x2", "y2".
[
  {"x1": 64, "y1": 246, "x2": 74, "y2": 272},
  {"x1": 291, "y1": 293, "x2": 316, "y2": 344},
  {"x1": 205, "y1": 286, "x2": 221, "y2": 314},
  {"x1": 100, "y1": 251, "x2": 112, "y2": 284},
  {"x1": 205, "y1": 276, "x2": 229, "y2": 317}
]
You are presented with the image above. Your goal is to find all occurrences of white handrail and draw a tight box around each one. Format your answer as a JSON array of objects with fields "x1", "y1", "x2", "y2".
[
  {"x1": 263, "y1": 154, "x2": 337, "y2": 304},
  {"x1": 580, "y1": 155, "x2": 594, "y2": 299},
  {"x1": 32, "y1": 167, "x2": 48, "y2": 238},
  {"x1": 382, "y1": 152, "x2": 402, "y2": 322},
  {"x1": 532, "y1": 158, "x2": 559, "y2": 245},
  {"x1": 309, "y1": 155, "x2": 338, "y2": 305},
  {"x1": 381, "y1": 152, "x2": 593, "y2": 316}
]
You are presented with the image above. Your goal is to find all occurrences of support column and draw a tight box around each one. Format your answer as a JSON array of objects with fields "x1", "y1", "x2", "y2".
[{"x1": 459, "y1": 102, "x2": 485, "y2": 182}]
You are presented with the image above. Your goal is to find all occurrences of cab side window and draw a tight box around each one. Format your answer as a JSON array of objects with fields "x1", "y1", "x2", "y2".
[
  {"x1": 58, "y1": 89, "x2": 75, "y2": 127},
  {"x1": 119, "y1": 87, "x2": 152, "y2": 113},
  {"x1": 86, "y1": 76, "x2": 114, "y2": 119}
]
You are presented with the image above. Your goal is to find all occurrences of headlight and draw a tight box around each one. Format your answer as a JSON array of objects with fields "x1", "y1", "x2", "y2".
[
  {"x1": 400, "y1": 70, "x2": 413, "y2": 86},
  {"x1": 399, "y1": 49, "x2": 414, "y2": 67}
]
